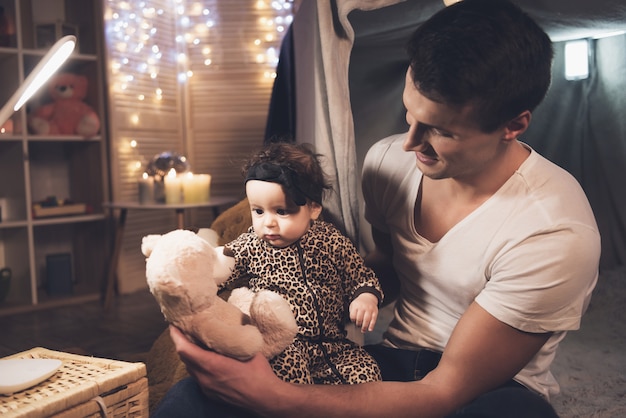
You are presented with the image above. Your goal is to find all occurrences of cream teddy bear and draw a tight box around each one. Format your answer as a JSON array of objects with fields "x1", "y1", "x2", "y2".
[{"x1": 141, "y1": 229, "x2": 297, "y2": 361}]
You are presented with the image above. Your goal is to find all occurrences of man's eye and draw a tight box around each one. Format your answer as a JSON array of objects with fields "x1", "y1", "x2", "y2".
[{"x1": 431, "y1": 128, "x2": 453, "y2": 138}]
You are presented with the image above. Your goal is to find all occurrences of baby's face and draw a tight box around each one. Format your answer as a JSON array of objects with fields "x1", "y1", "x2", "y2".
[{"x1": 246, "y1": 180, "x2": 321, "y2": 248}]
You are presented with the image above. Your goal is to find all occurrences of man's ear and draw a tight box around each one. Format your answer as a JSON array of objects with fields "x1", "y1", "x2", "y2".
[{"x1": 503, "y1": 110, "x2": 531, "y2": 142}]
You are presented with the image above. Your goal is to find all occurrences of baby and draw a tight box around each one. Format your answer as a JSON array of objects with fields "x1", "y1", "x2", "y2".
[{"x1": 218, "y1": 142, "x2": 383, "y2": 384}]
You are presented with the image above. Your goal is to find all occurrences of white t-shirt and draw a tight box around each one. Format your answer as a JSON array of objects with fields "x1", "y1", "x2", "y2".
[{"x1": 362, "y1": 134, "x2": 601, "y2": 399}]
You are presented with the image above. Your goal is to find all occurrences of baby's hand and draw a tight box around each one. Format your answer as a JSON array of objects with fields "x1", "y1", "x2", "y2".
[{"x1": 349, "y1": 293, "x2": 379, "y2": 333}]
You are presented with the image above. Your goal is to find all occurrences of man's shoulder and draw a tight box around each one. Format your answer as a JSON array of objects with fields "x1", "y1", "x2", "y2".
[
  {"x1": 515, "y1": 148, "x2": 598, "y2": 231},
  {"x1": 369, "y1": 133, "x2": 406, "y2": 153},
  {"x1": 364, "y1": 133, "x2": 413, "y2": 171},
  {"x1": 521, "y1": 148, "x2": 587, "y2": 194}
]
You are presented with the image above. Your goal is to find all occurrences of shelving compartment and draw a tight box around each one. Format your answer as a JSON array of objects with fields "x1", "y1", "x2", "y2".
[
  {"x1": 0, "y1": 227, "x2": 32, "y2": 308},
  {"x1": 0, "y1": 140, "x2": 27, "y2": 223},
  {"x1": 33, "y1": 220, "x2": 106, "y2": 303},
  {"x1": 0, "y1": 48, "x2": 21, "y2": 134},
  {"x1": 23, "y1": 55, "x2": 102, "y2": 137},
  {"x1": 28, "y1": 140, "x2": 105, "y2": 215},
  {"x1": 18, "y1": 0, "x2": 99, "y2": 55},
  {"x1": 0, "y1": 0, "x2": 17, "y2": 49}
]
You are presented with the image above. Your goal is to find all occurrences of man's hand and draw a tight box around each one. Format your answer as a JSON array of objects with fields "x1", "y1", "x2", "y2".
[
  {"x1": 169, "y1": 325, "x2": 280, "y2": 412},
  {"x1": 349, "y1": 292, "x2": 379, "y2": 332}
]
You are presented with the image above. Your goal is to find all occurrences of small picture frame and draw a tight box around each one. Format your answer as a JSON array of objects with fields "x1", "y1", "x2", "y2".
[{"x1": 35, "y1": 20, "x2": 79, "y2": 50}]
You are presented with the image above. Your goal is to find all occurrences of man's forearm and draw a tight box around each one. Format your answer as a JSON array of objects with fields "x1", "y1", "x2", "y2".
[{"x1": 257, "y1": 379, "x2": 454, "y2": 418}]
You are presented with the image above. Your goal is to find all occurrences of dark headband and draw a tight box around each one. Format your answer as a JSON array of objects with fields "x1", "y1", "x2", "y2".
[{"x1": 245, "y1": 162, "x2": 322, "y2": 206}]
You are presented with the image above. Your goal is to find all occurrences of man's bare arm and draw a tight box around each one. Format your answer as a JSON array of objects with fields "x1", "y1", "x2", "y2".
[{"x1": 171, "y1": 299, "x2": 550, "y2": 418}]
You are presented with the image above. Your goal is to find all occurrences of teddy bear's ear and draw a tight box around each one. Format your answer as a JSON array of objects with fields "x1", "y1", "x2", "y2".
[{"x1": 141, "y1": 234, "x2": 162, "y2": 257}]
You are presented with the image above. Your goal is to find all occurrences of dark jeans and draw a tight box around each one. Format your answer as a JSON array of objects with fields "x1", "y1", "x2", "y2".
[
  {"x1": 365, "y1": 345, "x2": 559, "y2": 418},
  {"x1": 152, "y1": 344, "x2": 560, "y2": 418}
]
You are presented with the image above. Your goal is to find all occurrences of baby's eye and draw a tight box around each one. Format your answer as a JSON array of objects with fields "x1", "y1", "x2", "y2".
[
  {"x1": 276, "y1": 209, "x2": 288, "y2": 216},
  {"x1": 252, "y1": 208, "x2": 264, "y2": 215}
]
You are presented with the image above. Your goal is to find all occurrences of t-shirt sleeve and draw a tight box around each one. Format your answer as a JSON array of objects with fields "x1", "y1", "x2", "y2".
[
  {"x1": 362, "y1": 137, "x2": 398, "y2": 234},
  {"x1": 475, "y1": 222, "x2": 600, "y2": 333},
  {"x1": 334, "y1": 231, "x2": 384, "y2": 304}
]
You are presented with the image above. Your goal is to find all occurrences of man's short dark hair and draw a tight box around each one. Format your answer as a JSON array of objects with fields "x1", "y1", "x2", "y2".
[{"x1": 407, "y1": 0, "x2": 554, "y2": 132}]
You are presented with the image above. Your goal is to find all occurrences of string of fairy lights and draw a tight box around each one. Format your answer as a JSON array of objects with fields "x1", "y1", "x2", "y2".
[
  {"x1": 105, "y1": 0, "x2": 294, "y2": 102},
  {"x1": 104, "y1": 0, "x2": 295, "y2": 182}
]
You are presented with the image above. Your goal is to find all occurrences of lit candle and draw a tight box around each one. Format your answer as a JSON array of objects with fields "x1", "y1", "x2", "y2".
[
  {"x1": 183, "y1": 172, "x2": 200, "y2": 203},
  {"x1": 197, "y1": 174, "x2": 211, "y2": 202},
  {"x1": 183, "y1": 173, "x2": 211, "y2": 203},
  {"x1": 164, "y1": 168, "x2": 183, "y2": 204},
  {"x1": 138, "y1": 172, "x2": 155, "y2": 204}
]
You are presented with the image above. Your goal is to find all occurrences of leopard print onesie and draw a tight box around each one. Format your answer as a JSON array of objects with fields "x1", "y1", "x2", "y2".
[{"x1": 221, "y1": 220, "x2": 383, "y2": 384}]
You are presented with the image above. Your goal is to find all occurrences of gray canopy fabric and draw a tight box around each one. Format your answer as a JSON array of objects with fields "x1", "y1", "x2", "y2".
[
  {"x1": 526, "y1": 35, "x2": 626, "y2": 269},
  {"x1": 279, "y1": 0, "x2": 626, "y2": 268}
]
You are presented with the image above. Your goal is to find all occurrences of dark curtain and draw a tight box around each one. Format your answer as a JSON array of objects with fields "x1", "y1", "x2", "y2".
[
  {"x1": 264, "y1": 25, "x2": 296, "y2": 144},
  {"x1": 525, "y1": 35, "x2": 626, "y2": 269}
]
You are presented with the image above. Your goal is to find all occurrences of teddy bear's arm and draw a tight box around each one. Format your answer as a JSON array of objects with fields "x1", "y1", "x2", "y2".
[
  {"x1": 190, "y1": 303, "x2": 265, "y2": 361},
  {"x1": 212, "y1": 246, "x2": 235, "y2": 285},
  {"x1": 33, "y1": 103, "x2": 55, "y2": 119}
]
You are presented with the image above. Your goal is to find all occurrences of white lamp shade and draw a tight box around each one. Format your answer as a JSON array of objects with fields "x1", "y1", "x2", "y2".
[{"x1": 0, "y1": 35, "x2": 76, "y2": 127}]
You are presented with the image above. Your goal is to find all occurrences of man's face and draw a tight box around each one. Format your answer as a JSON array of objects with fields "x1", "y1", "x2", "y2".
[{"x1": 401, "y1": 69, "x2": 510, "y2": 183}]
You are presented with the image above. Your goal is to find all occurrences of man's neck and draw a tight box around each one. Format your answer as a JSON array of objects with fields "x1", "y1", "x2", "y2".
[{"x1": 415, "y1": 141, "x2": 530, "y2": 242}]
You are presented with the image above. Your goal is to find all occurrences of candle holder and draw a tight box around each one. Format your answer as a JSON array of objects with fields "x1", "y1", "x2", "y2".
[{"x1": 138, "y1": 172, "x2": 155, "y2": 204}]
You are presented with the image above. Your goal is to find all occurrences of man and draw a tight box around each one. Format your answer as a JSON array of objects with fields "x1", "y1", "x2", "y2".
[{"x1": 154, "y1": 0, "x2": 600, "y2": 416}]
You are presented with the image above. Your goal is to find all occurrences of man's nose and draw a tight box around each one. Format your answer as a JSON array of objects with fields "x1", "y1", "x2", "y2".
[{"x1": 403, "y1": 122, "x2": 428, "y2": 150}]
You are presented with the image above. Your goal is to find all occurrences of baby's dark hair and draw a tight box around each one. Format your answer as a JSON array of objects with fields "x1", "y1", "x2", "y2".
[{"x1": 243, "y1": 142, "x2": 332, "y2": 205}]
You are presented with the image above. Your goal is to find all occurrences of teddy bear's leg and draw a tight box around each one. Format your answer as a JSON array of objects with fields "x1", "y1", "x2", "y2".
[
  {"x1": 249, "y1": 290, "x2": 298, "y2": 359},
  {"x1": 77, "y1": 113, "x2": 100, "y2": 137},
  {"x1": 28, "y1": 117, "x2": 51, "y2": 135},
  {"x1": 227, "y1": 287, "x2": 255, "y2": 316},
  {"x1": 190, "y1": 308, "x2": 266, "y2": 361},
  {"x1": 46, "y1": 120, "x2": 62, "y2": 134}
]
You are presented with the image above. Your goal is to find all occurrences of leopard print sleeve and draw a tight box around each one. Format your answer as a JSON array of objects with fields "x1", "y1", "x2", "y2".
[{"x1": 321, "y1": 222, "x2": 384, "y2": 305}]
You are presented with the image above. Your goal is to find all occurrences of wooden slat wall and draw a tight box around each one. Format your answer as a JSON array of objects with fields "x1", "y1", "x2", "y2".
[
  {"x1": 104, "y1": 0, "x2": 185, "y2": 293},
  {"x1": 103, "y1": 0, "x2": 296, "y2": 292},
  {"x1": 182, "y1": 1, "x2": 296, "y2": 228}
]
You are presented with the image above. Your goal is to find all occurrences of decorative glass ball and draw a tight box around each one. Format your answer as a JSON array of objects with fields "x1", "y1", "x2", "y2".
[{"x1": 145, "y1": 151, "x2": 190, "y2": 180}]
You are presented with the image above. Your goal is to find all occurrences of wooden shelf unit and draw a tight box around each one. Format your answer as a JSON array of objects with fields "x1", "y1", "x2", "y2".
[{"x1": 0, "y1": 0, "x2": 108, "y2": 315}]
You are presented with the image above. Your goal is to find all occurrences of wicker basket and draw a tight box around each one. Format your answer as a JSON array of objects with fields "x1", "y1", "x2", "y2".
[{"x1": 0, "y1": 347, "x2": 148, "y2": 418}]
